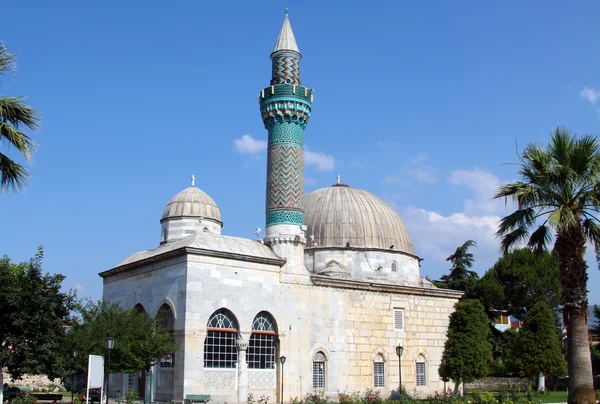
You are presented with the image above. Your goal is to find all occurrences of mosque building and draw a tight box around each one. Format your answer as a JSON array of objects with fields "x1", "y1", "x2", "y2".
[{"x1": 100, "y1": 11, "x2": 462, "y2": 404}]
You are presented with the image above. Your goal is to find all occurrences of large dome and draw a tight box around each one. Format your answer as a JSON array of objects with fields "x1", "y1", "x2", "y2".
[
  {"x1": 161, "y1": 186, "x2": 222, "y2": 225},
  {"x1": 303, "y1": 184, "x2": 415, "y2": 255}
]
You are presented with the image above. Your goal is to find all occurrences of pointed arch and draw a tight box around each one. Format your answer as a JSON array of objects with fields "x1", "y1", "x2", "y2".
[
  {"x1": 204, "y1": 308, "x2": 239, "y2": 369},
  {"x1": 249, "y1": 311, "x2": 278, "y2": 369},
  {"x1": 133, "y1": 303, "x2": 146, "y2": 314},
  {"x1": 157, "y1": 303, "x2": 175, "y2": 330}
]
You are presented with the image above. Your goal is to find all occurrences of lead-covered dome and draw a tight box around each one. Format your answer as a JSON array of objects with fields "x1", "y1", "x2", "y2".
[
  {"x1": 303, "y1": 184, "x2": 415, "y2": 255},
  {"x1": 161, "y1": 186, "x2": 222, "y2": 224}
]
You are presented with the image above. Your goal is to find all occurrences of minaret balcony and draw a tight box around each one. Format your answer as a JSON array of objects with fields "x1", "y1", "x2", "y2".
[{"x1": 258, "y1": 84, "x2": 313, "y2": 105}]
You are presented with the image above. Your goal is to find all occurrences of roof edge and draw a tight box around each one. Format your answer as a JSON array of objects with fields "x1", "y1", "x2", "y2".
[
  {"x1": 99, "y1": 246, "x2": 286, "y2": 278},
  {"x1": 310, "y1": 275, "x2": 464, "y2": 299}
]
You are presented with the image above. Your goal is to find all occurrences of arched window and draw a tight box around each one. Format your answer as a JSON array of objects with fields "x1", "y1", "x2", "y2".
[
  {"x1": 391, "y1": 261, "x2": 397, "y2": 272},
  {"x1": 204, "y1": 309, "x2": 238, "y2": 368},
  {"x1": 312, "y1": 351, "x2": 326, "y2": 390},
  {"x1": 248, "y1": 312, "x2": 277, "y2": 369},
  {"x1": 158, "y1": 304, "x2": 175, "y2": 368},
  {"x1": 134, "y1": 304, "x2": 146, "y2": 314},
  {"x1": 373, "y1": 353, "x2": 385, "y2": 387},
  {"x1": 416, "y1": 355, "x2": 426, "y2": 386}
]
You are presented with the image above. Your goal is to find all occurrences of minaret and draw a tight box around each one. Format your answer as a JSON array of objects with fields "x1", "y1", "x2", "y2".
[{"x1": 259, "y1": 10, "x2": 313, "y2": 282}]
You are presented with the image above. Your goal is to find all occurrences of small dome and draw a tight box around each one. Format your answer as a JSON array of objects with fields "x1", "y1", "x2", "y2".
[
  {"x1": 304, "y1": 184, "x2": 415, "y2": 255},
  {"x1": 161, "y1": 186, "x2": 222, "y2": 224}
]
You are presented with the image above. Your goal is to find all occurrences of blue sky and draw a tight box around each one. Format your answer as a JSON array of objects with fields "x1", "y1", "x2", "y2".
[{"x1": 1, "y1": 0, "x2": 600, "y2": 305}]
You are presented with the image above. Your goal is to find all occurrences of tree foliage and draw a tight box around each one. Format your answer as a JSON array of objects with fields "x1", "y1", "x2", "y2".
[
  {"x1": 471, "y1": 248, "x2": 561, "y2": 321},
  {"x1": 494, "y1": 127, "x2": 600, "y2": 403},
  {"x1": 439, "y1": 240, "x2": 480, "y2": 292},
  {"x1": 512, "y1": 302, "x2": 567, "y2": 379},
  {"x1": 488, "y1": 328, "x2": 518, "y2": 377},
  {"x1": 0, "y1": 42, "x2": 40, "y2": 192},
  {"x1": 439, "y1": 299, "x2": 492, "y2": 389},
  {"x1": 0, "y1": 247, "x2": 76, "y2": 380},
  {"x1": 66, "y1": 300, "x2": 179, "y2": 375}
]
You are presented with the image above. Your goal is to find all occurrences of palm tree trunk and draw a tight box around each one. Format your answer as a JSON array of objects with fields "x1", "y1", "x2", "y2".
[
  {"x1": 565, "y1": 308, "x2": 595, "y2": 404},
  {"x1": 555, "y1": 227, "x2": 595, "y2": 404}
]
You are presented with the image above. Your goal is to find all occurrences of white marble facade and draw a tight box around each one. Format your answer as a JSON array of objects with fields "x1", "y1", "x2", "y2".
[{"x1": 101, "y1": 230, "x2": 462, "y2": 403}]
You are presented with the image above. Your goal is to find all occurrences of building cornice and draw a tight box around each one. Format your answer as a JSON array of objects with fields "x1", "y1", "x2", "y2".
[
  {"x1": 99, "y1": 246, "x2": 285, "y2": 278},
  {"x1": 305, "y1": 246, "x2": 423, "y2": 261},
  {"x1": 310, "y1": 275, "x2": 464, "y2": 299}
]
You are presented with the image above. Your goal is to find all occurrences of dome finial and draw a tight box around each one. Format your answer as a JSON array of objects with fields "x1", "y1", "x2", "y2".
[
  {"x1": 337, "y1": 175, "x2": 340, "y2": 184},
  {"x1": 191, "y1": 174, "x2": 195, "y2": 187}
]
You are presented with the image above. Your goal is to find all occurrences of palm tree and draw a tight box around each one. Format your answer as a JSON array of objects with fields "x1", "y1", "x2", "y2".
[
  {"x1": 440, "y1": 240, "x2": 479, "y2": 291},
  {"x1": 0, "y1": 42, "x2": 40, "y2": 192},
  {"x1": 495, "y1": 127, "x2": 599, "y2": 404}
]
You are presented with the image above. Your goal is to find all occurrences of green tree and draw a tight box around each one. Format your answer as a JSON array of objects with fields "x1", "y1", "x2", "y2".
[
  {"x1": 439, "y1": 240, "x2": 480, "y2": 292},
  {"x1": 495, "y1": 127, "x2": 599, "y2": 404},
  {"x1": 472, "y1": 249, "x2": 561, "y2": 321},
  {"x1": 489, "y1": 328, "x2": 518, "y2": 377},
  {"x1": 439, "y1": 299, "x2": 492, "y2": 394},
  {"x1": 512, "y1": 302, "x2": 567, "y2": 391},
  {"x1": 0, "y1": 248, "x2": 76, "y2": 404},
  {"x1": 0, "y1": 42, "x2": 40, "y2": 192},
  {"x1": 66, "y1": 300, "x2": 179, "y2": 375}
]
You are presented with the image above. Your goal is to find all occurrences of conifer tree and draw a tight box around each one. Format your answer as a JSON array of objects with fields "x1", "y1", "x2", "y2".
[
  {"x1": 512, "y1": 301, "x2": 567, "y2": 391},
  {"x1": 439, "y1": 299, "x2": 492, "y2": 394}
]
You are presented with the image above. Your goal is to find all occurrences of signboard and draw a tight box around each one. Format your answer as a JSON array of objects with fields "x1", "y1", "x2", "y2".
[{"x1": 86, "y1": 354, "x2": 105, "y2": 403}]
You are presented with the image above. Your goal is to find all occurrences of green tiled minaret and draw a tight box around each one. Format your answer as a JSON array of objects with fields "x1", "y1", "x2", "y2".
[{"x1": 259, "y1": 9, "x2": 313, "y2": 230}]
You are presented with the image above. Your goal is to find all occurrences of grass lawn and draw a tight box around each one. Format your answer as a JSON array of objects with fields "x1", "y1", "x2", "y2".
[{"x1": 465, "y1": 389, "x2": 570, "y2": 403}]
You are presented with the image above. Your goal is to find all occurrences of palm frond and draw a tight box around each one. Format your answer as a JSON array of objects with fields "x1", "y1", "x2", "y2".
[
  {"x1": 0, "y1": 152, "x2": 28, "y2": 192},
  {"x1": 582, "y1": 217, "x2": 600, "y2": 249},
  {"x1": 0, "y1": 122, "x2": 36, "y2": 161},
  {"x1": 0, "y1": 96, "x2": 40, "y2": 131},
  {"x1": 527, "y1": 224, "x2": 552, "y2": 254},
  {"x1": 0, "y1": 42, "x2": 16, "y2": 75},
  {"x1": 496, "y1": 207, "x2": 536, "y2": 236},
  {"x1": 499, "y1": 227, "x2": 530, "y2": 255}
]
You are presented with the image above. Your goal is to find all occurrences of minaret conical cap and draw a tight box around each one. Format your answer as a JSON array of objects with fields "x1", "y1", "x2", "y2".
[{"x1": 273, "y1": 9, "x2": 300, "y2": 53}]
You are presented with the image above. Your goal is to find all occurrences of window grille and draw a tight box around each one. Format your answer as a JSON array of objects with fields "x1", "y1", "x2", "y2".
[
  {"x1": 204, "y1": 309, "x2": 238, "y2": 368},
  {"x1": 391, "y1": 261, "x2": 397, "y2": 272},
  {"x1": 416, "y1": 362, "x2": 426, "y2": 386},
  {"x1": 312, "y1": 352, "x2": 326, "y2": 389},
  {"x1": 248, "y1": 333, "x2": 276, "y2": 369},
  {"x1": 393, "y1": 308, "x2": 404, "y2": 330},
  {"x1": 160, "y1": 353, "x2": 175, "y2": 368},
  {"x1": 374, "y1": 361, "x2": 385, "y2": 387}
]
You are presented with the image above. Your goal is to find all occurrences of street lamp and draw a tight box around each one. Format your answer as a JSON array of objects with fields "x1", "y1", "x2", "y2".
[
  {"x1": 72, "y1": 349, "x2": 78, "y2": 403},
  {"x1": 105, "y1": 335, "x2": 115, "y2": 404},
  {"x1": 395, "y1": 345, "x2": 403, "y2": 395},
  {"x1": 279, "y1": 356, "x2": 286, "y2": 404}
]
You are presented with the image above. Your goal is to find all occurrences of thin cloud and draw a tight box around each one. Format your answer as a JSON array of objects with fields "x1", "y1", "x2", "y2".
[
  {"x1": 234, "y1": 135, "x2": 267, "y2": 155},
  {"x1": 580, "y1": 87, "x2": 599, "y2": 104},
  {"x1": 305, "y1": 148, "x2": 335, "y2": 172}
]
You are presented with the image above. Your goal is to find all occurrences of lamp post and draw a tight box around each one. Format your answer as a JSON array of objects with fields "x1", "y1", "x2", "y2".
[
  {"x1": 105, "y1": 335, "x2": 115, "y2": 404},
  {"x1": 72, "y1": 349, "x2": 78, "y2": 403},
  {"x1": 279, "y1": 356, "x2": 286, "y2": 404},
  {"x1": 395, "y1": 345, "x2": 403, "y2": 395}
]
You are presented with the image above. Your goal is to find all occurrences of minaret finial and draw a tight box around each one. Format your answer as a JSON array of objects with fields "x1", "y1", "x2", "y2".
[
  {"x1": 191, "y1": 174, "x2": 195, "y2": 187},
  {"x1": 285, "y1": 7, "x2": 288, "y2": 16},
  {"x1": 337, "y1": 175, "x2": 340, "y2": 184}
]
